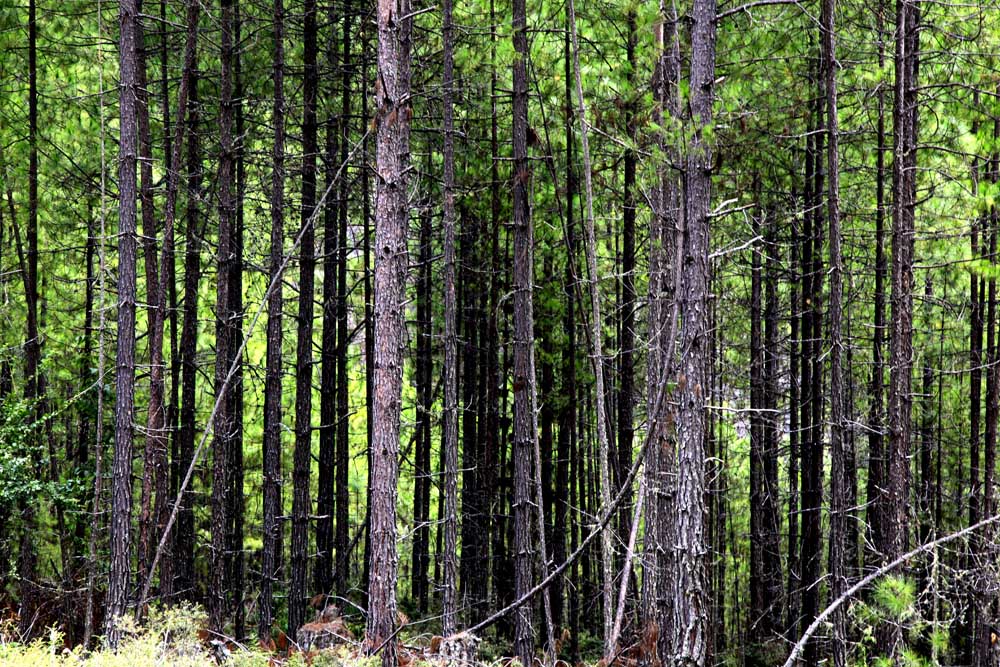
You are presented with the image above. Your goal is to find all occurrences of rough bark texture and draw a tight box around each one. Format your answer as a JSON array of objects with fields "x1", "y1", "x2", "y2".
[
  {"x1": 366, "y1": 0, "x2": 412, "y2": 660},
  {"x1": 175, "y1": 65, "x2": 202, "y2": 601},
  {"x1": 667, "y1": 0, "x2": 716, "y2": 660},
  {"x1": 441, "y1": 0, "x2": 460, "y2": 633},
  {"x1": 822, "y1": 0, "x2": 848, "y2": 660},
  {"x1": 335, "y1": 0, "x2": 353, "y2": 599},
  {"x1": 512, "y1": 0, "x2": 536, "y2": 659},
  {"x1": 210, "y1": 0, "x2": 237, "y2": 632},
  {"x1": 290, "y1": 0, "x2": 318, "y2": 638},
  {"x1": 106, "y1": 0, "x2": 139, "y2": 643},
  {"x1": 259, "y1": 0, "x2": 285, "y2": 640},
  {"x1": 877, "y1": 0, "x2": 918, "y2": 657}
]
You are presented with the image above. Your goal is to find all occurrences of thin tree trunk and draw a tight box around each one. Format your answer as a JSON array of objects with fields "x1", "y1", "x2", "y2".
[
  {"x1": 209, "y1": 0, "x2": 237, "y2": 632},
  {"x1": 335, "y1": 0, "x2": 353, "y2": 599},
  {"x1": 865, "y1": 1, "x2": 888, "y2": 575},
  {"x1": 566, "y1": 0, "x2": 615, "y2": 650},
  {"x1": 822, "y1": 0, "x2": 848, "y2": 658},
  {"x1": 227, "y1": 10, "x2": 247, "y2": 634},
  {"x1": 411, "y1": 206, "x2": 432, "y2": 611},
  {"x1": 290, "y1": 0, "x2": 319, "y2": 637},
  {"x1": 17, "y1": 0, "x2": 43, "y2": 632},
  {"x1": 877, "y1": 0, "x2": 918, "y2": 656},
  {"x1": 441, "y1": 0, "x2": 460, "y2": 630},
  {"x1": 512, "y1": 0, "x2": 536, "y2": 657},
  {"x1": 106, "y1": 0, "x2": 140, "y2": 643},
  {"x1": 174, "y1": 65, "x2": 202, "y2": 601},
  {"x1": 318, "y1": 55, "x2": 339, "y2": 600},
  {"x1": 259, "y1": 0, "x2": 285, "y2": 638},
  {"x1": 146, "y1": 0, "x2": 200, "y2": 602}
]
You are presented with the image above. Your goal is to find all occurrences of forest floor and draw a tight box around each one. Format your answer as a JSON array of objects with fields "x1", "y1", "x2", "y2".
[{"x1": 0, "y1": 604, "x2": 531, "y2": 667}]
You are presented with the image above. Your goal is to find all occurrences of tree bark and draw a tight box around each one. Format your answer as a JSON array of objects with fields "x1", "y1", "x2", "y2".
[
  {"x1": 209, "y1": 0, "x2": 237, "y2": 632},
  {"x1": 259, "y1": 0, "x2": 285, "y2": 639},
  {"x1": 174, "y1": 64, "x2": 202, "y2": 601},
  {"x1": 512, "y1": 0, "x2": 536, "y2": 658},
  {"x1": 106, "y1": 0, "x2": 140, "y2": 643},
  {"x1": 441, "y1": 0, "x2": 460, "y2": 631},
  {"x1": 665, "y1": 0, "x2": 716, "y2": 659},
  {"x1": 290, "y1": 0, "x2": 319, "y2": 637},
  {"x1": 367, "y1": 0, "x2": 412, "y2": 660},
  {"x1": 876, "y1": 0, "x2": 918, "y2": 657},
  {"x1": 822, "y1": 0, "x2": 848, "y2": 659}
]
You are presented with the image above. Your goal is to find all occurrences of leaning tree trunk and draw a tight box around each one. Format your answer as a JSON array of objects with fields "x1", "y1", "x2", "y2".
[{"x1": 566, "y1": 0, "x2": 615, "y2": 650}]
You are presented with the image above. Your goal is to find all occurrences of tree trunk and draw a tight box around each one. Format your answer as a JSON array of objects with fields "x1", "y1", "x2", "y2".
[
  {"x1": 17, "y1": 0, "x2": 43, "y2": 633},
  {"x1": 367, "y1": 0, "x2": 412, "y2": 660},
  {"x1": 512, "y1": 0, "x2": 536, "y2": 658},
  {"x1": 318, "y1": 61, "x2": 339, "y2": 601},
  {"x1": 174, "y1": 64, "x2": 202, "y2": 601},
  {"x1": 822, "y1": 0, "x2": 848, "y2": 659},
  {"x1": 411, "y1": 205, "x2": 432, "y2": 612},
  {"x1": 259, "y1": 0, "x2": 285, "y2": 639},
  {"x1": 335, "y1": 0, "x2": 353, "y2": 600},
  {"x1": 290, "y1": 0, "x2": 318, "y2": 637},
  {"x1": 106, "y1": 0, "x2": 140, "y2": 643},
  {"x1": 441, "y1": 0, "x2": 460, "y2": 630},
  {"x1": 566, "y1": 0, "x2": 615, "y2": 649},
  {"x1": 210, "y1": 0, "x2": 237, "y2": 632},
  {"x1": 877, "y1": 0, "x2": 918, "y2": 657},
  {"x1": 665, "y1": 0, "x2": 716, "y2": 660}
]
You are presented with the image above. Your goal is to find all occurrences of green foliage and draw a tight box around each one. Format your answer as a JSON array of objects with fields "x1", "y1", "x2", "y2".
[
  {"x1": 0, "y1": 396, "x2": 44, "y2": 507},
  {"x1": 873, "y1": 576, "x2": 917, "y2": 622}
]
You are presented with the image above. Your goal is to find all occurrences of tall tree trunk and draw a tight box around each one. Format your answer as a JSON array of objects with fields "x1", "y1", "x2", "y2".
[
  {"x1": 136, "y1": 1, "x2": 161, "y2": 587},
  {"x1": 554, "y1": 24, "x2": 576, "y2": 633},
  {"x1": 210, "y1": 0, "x2": 237, "y2": 632},
  {"x1": 749, "y1": 199, "x2": 780, "y2": 642},
  {"x1": 106, "y1": 0, "x2": 140, "y2": 643},
  {"x1": 174, "y1": 65, "x2": 202, "y2": 601},
  {"x1": 877, "y1": 0, "x2": 918, "y2": 657},
  {"x1": 566, "y1": 0, "x2": 615, "y2": 649},
  {"x1": 822, "y1": 0, "x2": 848, "y2": 659},
  {"x1": 227, "y1": 11, "x2": 247, "y2": 634},
  {"x1": 644, "y1": 2, "x2": 680, "y2": 655},
  {"x1": 335, "y1": 0, "x2": 353, "y2": 600},
  {"x1": 785, "y1": 187, "x2": 801, "y2": 635},
  {"x1": 17, "y1": 0, "x2": 43, "y2": 632},
  {"x1": 367, "y1": 0, "x2": 412, "y2": 659},
  {"x1": 441, "y1": 0, "x2": 460, "y2": 630},
  {"x1": 318, "y1": 59, "x2": 339, "y2": 602},
  {"x1": 512, "y1": 0, "x2": 536, "y2": 658},
  {"x1": 290, "y1": 0, "x2": 318, "y2": 637},
  {"x1": 147, "y1": 0, "x2": 200, "y2": 602},
  {"x1": 665, "y1": 0, "x2": 716, "y2": 661},
  {"x1": 866, "y1": 2, "x2": 888, "y2": 574},
  {"x1": 617, "y1": 7, "x2": 637, "y2": 567},
  {"x1": 411, "y1": 206, "x2": 432, "y2": 612},
  {"x1": 260, "y1": 0, "x2": 285, "y2": 638}
]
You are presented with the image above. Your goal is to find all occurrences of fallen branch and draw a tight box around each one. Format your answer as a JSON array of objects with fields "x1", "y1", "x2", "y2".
[{"x1": 782, "y1": 511, "x2": 1000, "y2": 667}]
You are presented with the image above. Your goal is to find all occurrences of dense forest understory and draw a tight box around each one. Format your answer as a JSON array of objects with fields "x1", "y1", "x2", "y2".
[{"x1": 2, "y1": 0, "x2": 1000, "y2": 664}]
